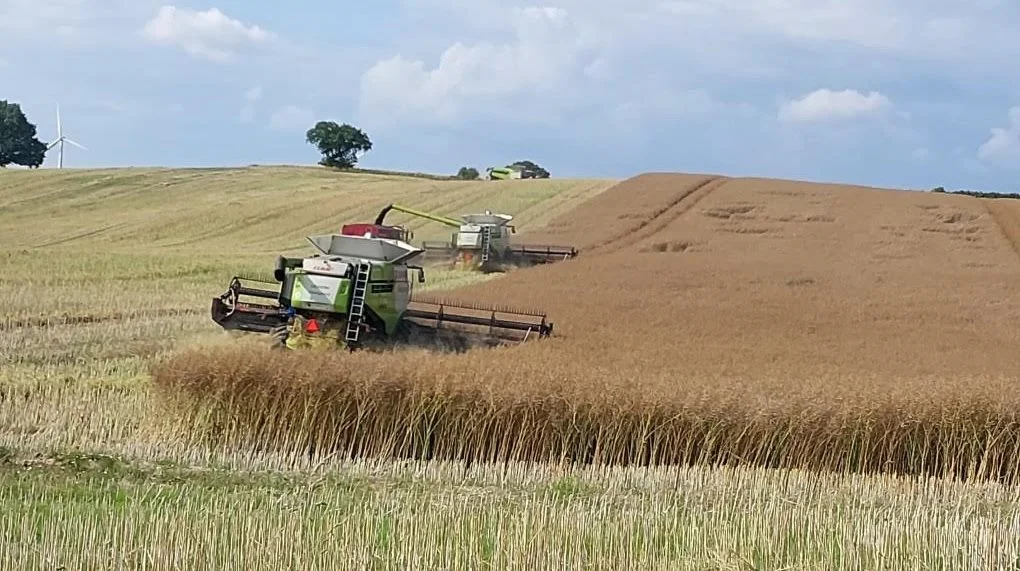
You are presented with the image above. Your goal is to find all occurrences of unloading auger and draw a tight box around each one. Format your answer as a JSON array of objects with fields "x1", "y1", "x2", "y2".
[
  {"x1": 209, "y1": 230, "x2": 555, "y2": 351},
  {"x1": 373, "y1": 203, "x2": 578, "y2": 272}
]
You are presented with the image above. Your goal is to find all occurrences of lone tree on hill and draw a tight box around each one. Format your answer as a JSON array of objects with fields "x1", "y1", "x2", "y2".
[
  {"x1": 456, "y1": 166, "x2": 479, "y2": 180},
  {"x1": 0, "y1": 100, "x2": 47, "y2": 168},
  {"x1": 305, "y1": 121, "x2": 372, "y2": 168}
]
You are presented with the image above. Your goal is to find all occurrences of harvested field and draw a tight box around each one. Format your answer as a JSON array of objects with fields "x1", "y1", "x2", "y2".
[
  {"x1": 0, "y1": 166, "x2": 614, "y2": 253},
  {"x1": 0, "y1": 167, "x2": 613, "y2": 376},
  {"x1": 3, "y1": 457, "x2": 1018, "y2": 570}
]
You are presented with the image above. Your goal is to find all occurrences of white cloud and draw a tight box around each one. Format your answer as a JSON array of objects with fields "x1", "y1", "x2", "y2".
[
  {"x1": 649, "y1": 0, "x2": 1019, "y2": 63},
  {"x1": 269, "y1": 105, "x2": 314, "y2": 132},
  {"x1": 357, "y1": 5, "x2": 599, "y2": 128},
  {"x1": 240, "y1": 86, "x2": 263, "y2": 123},
  {"x1": 658, "y1": 0, "x2": 904, "y2": 50},
  {"x1": 141, "y1": 5, "x2": 272, "y2": 63},
  {"x1": 778, "y1": 88, "x2": 892, "y2": 123},
  {"x1": 977, "y1": 107, "x2": 1020, "y2": 169},
  {"x1": 412, "y1": 1, "x2": 1020, "y2": 86}
]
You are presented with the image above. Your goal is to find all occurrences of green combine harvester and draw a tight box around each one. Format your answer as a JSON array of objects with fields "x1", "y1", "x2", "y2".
[
  {"x1": 486, "y1": 167, "x2": 518, "y2": 180},
  {"x1": 485, "y1": 164, "x2": 548, "y2": 180},
  {"x1": 374, "y1": 203, "x2": 578, "y2": 272},
  {"x1": 210, "y1": 230, "x2": 554, "y2": 351}
]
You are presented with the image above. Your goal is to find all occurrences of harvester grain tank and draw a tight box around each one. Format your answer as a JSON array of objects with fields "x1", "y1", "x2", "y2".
[
  {"x1": 210, "y1": 230, "x2": 554, "y2": 351},
  {"x1": 339, "y1": 221, "x2": 412, "y2": 242},
  {"x1": 374, "y1": 203, "x2": 578, "y2": 272}
]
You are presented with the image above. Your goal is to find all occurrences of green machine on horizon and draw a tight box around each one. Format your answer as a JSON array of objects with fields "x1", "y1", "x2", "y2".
[
  {"x1": 210, "y1": 230, "x2": 554, "y2": 351},
  {"x1": 485, "y1": 165, "x2": 548, "y2": 180}
]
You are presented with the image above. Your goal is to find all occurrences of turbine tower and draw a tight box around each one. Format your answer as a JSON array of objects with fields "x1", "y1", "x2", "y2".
[{"x1": 46, "y1": 105, "x2": 86, "y2": 168}]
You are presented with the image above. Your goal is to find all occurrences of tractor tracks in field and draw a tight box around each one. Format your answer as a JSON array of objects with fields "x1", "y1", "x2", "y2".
[
  {"x1": 32, "y1": 222, "x2": 130, "y2": 248},
  {"x1": 0, "y1": 308, "x2": 204, "y2": 331},
  {"x1": 589, "y1": 176, "x2": 729, "y2": 255},
  {"x1": 982, "y1": 199, "x2": 1020, "y2": 262}
]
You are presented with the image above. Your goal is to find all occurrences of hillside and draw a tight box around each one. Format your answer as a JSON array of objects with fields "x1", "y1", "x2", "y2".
[
  {"x1": 0, "y1": 166, "x2": 616, "y2": 379},
  {"x1": 0, "y1": 165, "x2": 615, "y2": 254},
  {"x1": 4, "y1": 167, "x2": 1020, "y2": 568},
  {"x1": 453, "y1": 173, "x2": 1020, "y2": 379}
]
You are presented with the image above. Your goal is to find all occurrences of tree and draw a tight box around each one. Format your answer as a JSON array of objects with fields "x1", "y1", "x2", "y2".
[
  {"x1": 305, "y1": 121, "x2": 372, "y2": 169},
  {"x1": 509, "y1": 160, "x2": 550, "y2": 178},
  {"x1": 456, "y1": 166, "x2": 479, "y2": 180},
  {"x1": 0, "y1": 100, "x2": 47, "y2": 168}
]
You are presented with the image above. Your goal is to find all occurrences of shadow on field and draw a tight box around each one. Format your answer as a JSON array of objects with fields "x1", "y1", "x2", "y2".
[{"x1": 149, "y1": 345, "x2": 1020, "y2": 485}]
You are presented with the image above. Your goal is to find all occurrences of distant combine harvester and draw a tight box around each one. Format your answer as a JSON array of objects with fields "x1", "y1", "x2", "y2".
[{"x1": 485, "y1": 164, "x2": 549, "y2": 180}]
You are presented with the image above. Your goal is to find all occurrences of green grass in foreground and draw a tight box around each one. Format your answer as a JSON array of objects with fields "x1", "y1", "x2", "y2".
[{"x1": 1, "y1": 450, "x2": 1018, "y2": 570}]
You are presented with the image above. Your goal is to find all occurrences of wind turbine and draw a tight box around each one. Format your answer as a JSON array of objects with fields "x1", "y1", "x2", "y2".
[{"x1": 47, "y1": 105, "x2": 86, "y2": 168}]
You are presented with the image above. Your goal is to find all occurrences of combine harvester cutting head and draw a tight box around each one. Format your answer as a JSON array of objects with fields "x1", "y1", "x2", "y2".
[
  {"x1": 210, "y1": 228, "x2": 554, "y2": 352},
  {"x1": 374, "y1": 203, "x2": 578, "y2": 272}
]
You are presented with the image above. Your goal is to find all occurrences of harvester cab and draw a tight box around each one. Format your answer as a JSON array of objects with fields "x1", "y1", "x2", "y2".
[
  {"x1": 210, "y1": 230, "x2": 554, "y2": 352},
  {"x1": 374, "y1": 203, "x2": 578, "y2": 272},
  {"x1": 455, "y1": 211, "x2": 513, "y2": 258}
]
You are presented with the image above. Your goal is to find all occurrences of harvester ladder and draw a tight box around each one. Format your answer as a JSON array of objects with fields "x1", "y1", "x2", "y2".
[
  {"x1": 480, "y1": 227, "x2": 492, "y2": 263},
  {"x1": 345, "y1": 262, "x2": 371, "y2": 343}
]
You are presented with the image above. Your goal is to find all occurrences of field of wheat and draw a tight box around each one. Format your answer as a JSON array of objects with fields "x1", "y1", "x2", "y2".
[
  {"x1": 3, "y1": 166, "x2": 1020, "y2": 568},
  {"x1": 158, "y1": 172, "x2": 1020, "y2": 480}
]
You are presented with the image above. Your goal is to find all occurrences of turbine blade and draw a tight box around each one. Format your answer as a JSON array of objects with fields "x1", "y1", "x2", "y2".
[
  {"x1": 47, "y1": 139, "x2": 60, "y2": 150},
  {"x1": 65, "y1": 138, "x2": 86, "y2": 150},
  {"x1": 56, "y1": 105, "x2": 61, "y2": 137}
]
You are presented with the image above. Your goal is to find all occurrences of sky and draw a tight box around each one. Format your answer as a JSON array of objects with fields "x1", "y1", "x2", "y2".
[{"x1": 2, "y1": 1, "x2": 1019, "y2": 191}]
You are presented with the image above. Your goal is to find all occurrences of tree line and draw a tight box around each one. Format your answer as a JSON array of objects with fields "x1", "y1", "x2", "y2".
[{"x1": 930, "y1": 186, "x2": 1020, "y2": 199}]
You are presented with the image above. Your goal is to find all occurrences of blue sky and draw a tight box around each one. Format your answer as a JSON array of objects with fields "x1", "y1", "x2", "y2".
[{"x1": 2, "y1": 1, "x2": 1019, "y2": 191}]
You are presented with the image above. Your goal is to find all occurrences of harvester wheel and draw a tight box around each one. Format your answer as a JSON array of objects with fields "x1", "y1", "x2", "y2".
[{"x1": 268, "y1": 324, "x2": 289, "y2": 350}]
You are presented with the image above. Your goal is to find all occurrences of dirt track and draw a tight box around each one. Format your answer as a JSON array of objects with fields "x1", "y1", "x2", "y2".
[
  {"x1": 453, "y1": 174, "x2": 1020, "y2": 381},
  {"x1": 516, "y1": 173, "x2": 719, "y2": 250}
]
